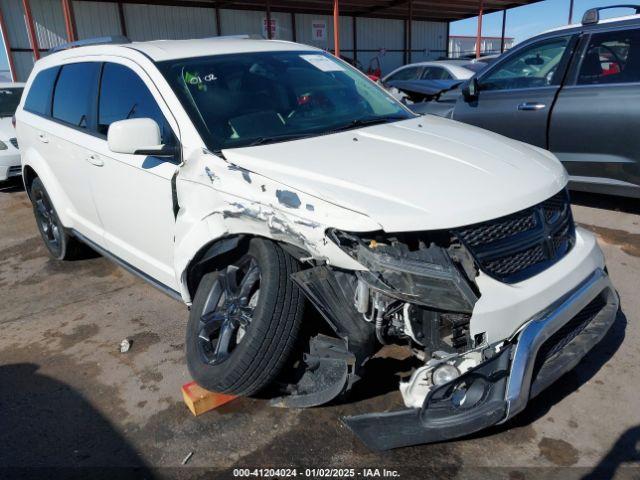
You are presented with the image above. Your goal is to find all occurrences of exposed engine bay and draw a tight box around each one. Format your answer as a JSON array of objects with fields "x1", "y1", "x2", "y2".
[{"x1": 276, "y1": 227, "x2": 496, "y2": 410}]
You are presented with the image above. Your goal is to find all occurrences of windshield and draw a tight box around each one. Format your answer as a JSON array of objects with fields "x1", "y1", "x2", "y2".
[
  {"x1": 0, "y1": 87, "x2": 23, "y2": 117},
  {"x1": 159, "y1": 51, "x2": 413, "y2": 151}
]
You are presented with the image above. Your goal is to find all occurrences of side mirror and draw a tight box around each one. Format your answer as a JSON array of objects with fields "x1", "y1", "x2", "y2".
[
  {"x1": 107, "y1": 118, "x2": 176, "y2": 157},
  {"x1": 462, "y1": 78, "x2": 479, "y2": 102}
]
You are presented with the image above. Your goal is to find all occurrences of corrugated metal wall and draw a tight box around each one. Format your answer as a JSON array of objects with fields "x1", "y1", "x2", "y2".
[
  {"x1": 30, "y1": 0, "x2": 66, "y2": 50},
  {"x1": 357, "y1": 17, "x2": 404, "y2": 74},
  {"x1": 123, "y1": 3, "x2": 216, "y2": 41},
  {"x1": 1, "y1": 0, "x2": 447, "y2": 81},
  {"x1": 73, "y1": 1, "x2": 121, "y2": 40},
  {"x1": 295, "y1": 13, "x2": 353, "y2": 52},
  {"x1": 412, "y1": 20, "x2": 448, "y2": 61},
  {"x1": 220, "y1": 9, "x2": 293, "y2": 40},
  {"x1": 0, "y1": 0, "x2": 33, "y2": 80}
]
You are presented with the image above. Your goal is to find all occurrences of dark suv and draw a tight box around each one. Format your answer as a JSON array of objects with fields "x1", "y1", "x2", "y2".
[{"x1": 417, "y1": 6, "x2": 640, "y2": 198}]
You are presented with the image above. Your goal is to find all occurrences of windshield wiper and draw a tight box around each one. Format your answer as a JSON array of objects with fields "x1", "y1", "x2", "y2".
[
  {"x1": 244, "y1": 132, "x2": 319, "y2": 148},
  {"x1": 329, "y1": 116, "x2": 409, "y2": 133}
]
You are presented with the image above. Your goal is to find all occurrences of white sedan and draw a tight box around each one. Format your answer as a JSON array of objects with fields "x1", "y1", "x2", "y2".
[
  {"x1": 0, "y1": 82, "x2": 24, "y2": 181},
  {"x1": 381, "y1": 59, "x2": 486, "y2": 84}
]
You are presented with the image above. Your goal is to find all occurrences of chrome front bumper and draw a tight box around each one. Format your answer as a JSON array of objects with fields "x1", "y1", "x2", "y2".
[
  {"x1": 344, "y1": 268, "x2": 619, "y2": 450},
  {"x1": 503, "y1": 267, "x2": 618, "y2": 421}
]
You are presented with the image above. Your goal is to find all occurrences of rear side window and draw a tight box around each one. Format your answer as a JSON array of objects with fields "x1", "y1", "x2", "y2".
[
  {"x1": 52, "y1": 62, "x2": 100, "y2": 129},
  {"x1": 24, "y1": 67, "x2": 59, "y2": 115},
  {"x1": 578, "y1": 28, "x2": 640, "y2": 85},
  {"x1": 98, "y1": 63, "x2": 174, "y2": 144},
  {"x1": 422, "y1": 67, "x2": 453, "y2": 80},
  {"x1": 387, "y1": 67, "x2": 421, "y2": 82}
]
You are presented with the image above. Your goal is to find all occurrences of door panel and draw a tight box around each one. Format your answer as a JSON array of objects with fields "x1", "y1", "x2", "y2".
[
  {"x1": 83, "y1": 134, "x2": 179, "y2": 289},
  {"x1": 550, "y1": 27, "x2": 640, "y2": 195},
  {"x1": 45, "y1": 62, "x2": 103, "y2": 241},
  {"x1": 453, "y1": 87, "x2": 558, "y2": 147},
  {"x1": 550, "y1": 84, "x2": 640, "y2": 191},
  {"x1": 38, "y1": 122, "x2": 104, "y2": 240},
  {"x1": 84, "y1": 61, "x2": 180, "y2": 290},
  {"x1": 452, "y1": 35, "x2": 575, "y2": 148}
]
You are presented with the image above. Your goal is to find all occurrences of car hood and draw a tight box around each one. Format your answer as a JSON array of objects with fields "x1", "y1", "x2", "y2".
[{"x1": 222, "y1": 116, "x2": 568, "y2": 232}]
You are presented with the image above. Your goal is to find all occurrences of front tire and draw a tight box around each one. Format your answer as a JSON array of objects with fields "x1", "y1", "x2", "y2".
[
  {"x1": 186, "y1": 238, "x2": 304, "y2": 396},
  {"x1": 30, "y1": 177, "x2": 86, "y2": 260}
]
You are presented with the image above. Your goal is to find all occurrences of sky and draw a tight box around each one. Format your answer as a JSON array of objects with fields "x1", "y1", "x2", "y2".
[
  {"x1": 0, "y1": 0, "x2": 635, "y2": 72},
  {"x1": 450, "y1": 0, "x2": 638, "y2": 42}
]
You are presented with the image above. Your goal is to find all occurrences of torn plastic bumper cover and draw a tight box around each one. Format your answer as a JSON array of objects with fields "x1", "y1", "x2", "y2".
[{"x1": 344, "y1": 268, "x2": 619, "y2": 450}]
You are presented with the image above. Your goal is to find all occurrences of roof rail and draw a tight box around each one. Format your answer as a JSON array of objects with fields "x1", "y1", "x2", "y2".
[
  {"x1": 582, "y1": 4, "x2": 640, "y2": 25},
  {"x1": 203, "y1": 34, "x2": 265, "y2": 40},
  {"x1": 50, "y1": 35, "x2": 131, "y2": 53}
]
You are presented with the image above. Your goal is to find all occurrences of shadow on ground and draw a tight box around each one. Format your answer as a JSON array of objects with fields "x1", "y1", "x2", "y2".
[
  {"x1": 0, "y1": 178, "x2": 25, "y2": 194},
  {"x1": 571, "y1": 191, "x2": 640, "y2": 215},
  {"x1": 582, "y1": 425, "x2": 640, "y2": 479},
  {"x1": 0, "y1": 363, "x2": 155, "y2": 479}
]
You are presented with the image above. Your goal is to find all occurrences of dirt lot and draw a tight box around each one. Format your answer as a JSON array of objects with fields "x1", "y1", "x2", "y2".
[{"x1": 1, "y1": 179, "x2": 639, "y2": 479}]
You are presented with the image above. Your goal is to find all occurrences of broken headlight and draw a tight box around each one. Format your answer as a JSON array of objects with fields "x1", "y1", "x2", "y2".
[{"x1": 328, "y1": 229, "x2": 479, "y2": 313}]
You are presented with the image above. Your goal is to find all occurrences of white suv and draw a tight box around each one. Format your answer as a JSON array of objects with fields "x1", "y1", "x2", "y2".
[{"x1": 15, "y1": 36, "x2": 619, "y2": 450}]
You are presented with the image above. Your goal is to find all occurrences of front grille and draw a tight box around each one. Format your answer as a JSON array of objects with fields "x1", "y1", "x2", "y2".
[
  {"x1": 9, "y1": 137, "x2": 18, "y2": 149},
  {"x1": 532, "y1": 293, "x2": 607, "y2": 377},
  {"x1": 7, "y1": 165, "x2": 21, "y2": 176},
  {"x1": 454, "y1": 189, "x2": 575, "y2": 283}
]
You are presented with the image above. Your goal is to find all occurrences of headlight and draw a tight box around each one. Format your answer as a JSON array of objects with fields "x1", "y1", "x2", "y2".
[
  {"x1": 328, "y1": 229, "x2": 479, "y2": 312},
  {"x1": 0, "y1": 141, "x2": 7, "y2": 151}
]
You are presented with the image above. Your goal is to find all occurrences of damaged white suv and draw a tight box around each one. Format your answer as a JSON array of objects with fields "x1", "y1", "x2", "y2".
[{"x1": 16, "y1": 36, "x2": 618, "y2": 450}]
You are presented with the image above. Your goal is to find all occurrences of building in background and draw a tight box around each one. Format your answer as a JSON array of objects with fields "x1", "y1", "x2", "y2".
[
  {"x1": 448, "y1": 35, "x2": 514, "y2": 58},
  {"x1": 0, "y1": 0, "x2": 540, "y2": 82}
]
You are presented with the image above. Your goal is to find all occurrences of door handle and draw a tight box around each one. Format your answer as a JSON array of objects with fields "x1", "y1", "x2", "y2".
[
  {"x1": 86, "y1": 154, "x2": 104, "y2": 167},
  {"x1": 38, "y1": 132, "x2": 49, "y2": 143},
  {"x1": 517, "y1": 102, "x2": 546, "y2": 111}
]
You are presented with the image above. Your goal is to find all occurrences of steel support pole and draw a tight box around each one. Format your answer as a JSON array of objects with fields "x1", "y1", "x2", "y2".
[
  {"x1": 333, "y1": 0, "x2": 340, "y2": 57},
  {"x1": 61, "y1": 0, "x2": 77, "y2": 42},
  {"x1": 408, "y1": 0, "x2": 413, "y2": 63},
  {"x1": 352, "y1": 15, "x2": 357, "y2": 63},
  {"x1": 500, "y1": 9, "x2": 506, "y2": 53},
  {"x1": 475, "y1": 0, "x2": 483, "y2": 59},
  {"x1": 22, "y1": 0, "x2": 40, "y2": 60},
  {"x1": 291, "y1": 12, "x2": 296, "y2": 42},
  {"x1": 568, "y1": 0, "x2": 574, "y2": 24},
  {"x1": 117, "y1": 1, "x2": 127, "y2": 36},
  {"x1": 266, "y1": 0, "x2": 272, "y2": 39}
]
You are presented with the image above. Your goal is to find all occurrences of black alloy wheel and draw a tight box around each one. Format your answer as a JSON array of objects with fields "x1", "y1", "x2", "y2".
[{"x1": 196, "y1": 256, "x2": 261, "y2": 365}]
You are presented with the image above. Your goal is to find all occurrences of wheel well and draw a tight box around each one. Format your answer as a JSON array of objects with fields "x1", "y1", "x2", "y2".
[
  {"x1": 22, "y1": 166, "x2": 38, "y2": 196},
  {"x1": 185, "y1": 235, "x2": 310, "y2": 299},
  {"x1": 186, "y1": 235, "x2": 248, "y2": 299}
]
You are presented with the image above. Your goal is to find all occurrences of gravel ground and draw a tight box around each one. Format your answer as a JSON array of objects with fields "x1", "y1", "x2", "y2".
[{"x1": 1, "y1": 179, "x2": 639, "y2": 479}]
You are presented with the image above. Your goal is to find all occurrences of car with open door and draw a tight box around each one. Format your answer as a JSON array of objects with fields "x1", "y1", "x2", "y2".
[
  {"x1": 15, "y1": 35, "x2": 618, "y2": 450},
  {"x1": 416, "y1": 5, "x2": 640, "y2": 199}
]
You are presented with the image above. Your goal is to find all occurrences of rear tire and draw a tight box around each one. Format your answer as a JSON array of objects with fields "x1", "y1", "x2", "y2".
[
  {"x1": 30, "y1": 177, "x2": 87, "y2": 260},
  {"x1": 185, "y1": 238, "x2": 304, "y2": 396}
]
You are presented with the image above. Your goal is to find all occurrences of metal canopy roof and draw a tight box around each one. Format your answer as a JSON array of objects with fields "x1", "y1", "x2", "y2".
[{"x1": 145, "y1": 0, "x2": 544, "y2": 22}]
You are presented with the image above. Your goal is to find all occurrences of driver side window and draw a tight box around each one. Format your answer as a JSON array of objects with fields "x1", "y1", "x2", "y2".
[{"x1": 480, "y1": 37, "x2": 570, "y2": 91}]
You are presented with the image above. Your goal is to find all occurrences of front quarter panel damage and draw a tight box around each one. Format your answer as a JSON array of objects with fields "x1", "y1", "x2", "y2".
[{"x1": 173, "y1": 149, "x2": 381, "y2": 302}]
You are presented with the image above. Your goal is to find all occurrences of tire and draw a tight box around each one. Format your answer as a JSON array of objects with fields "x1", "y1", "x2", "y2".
[
  {"x1": 30, "y1": 177, "x2": 87, "y2": 260},
  {"x1": 186, "y1": 238, "x2": 304, "y2": 396}
]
